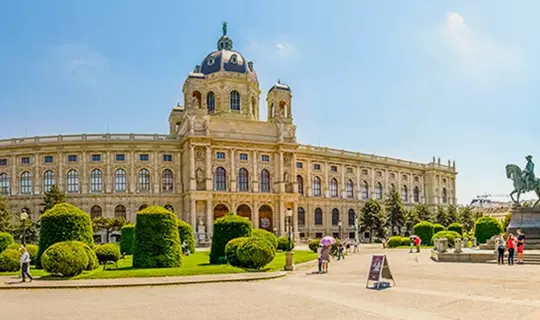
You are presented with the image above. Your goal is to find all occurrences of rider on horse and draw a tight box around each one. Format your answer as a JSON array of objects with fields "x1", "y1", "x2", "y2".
[{"x1": 522, "y1": 155, "x2": 536, "y2": 190}]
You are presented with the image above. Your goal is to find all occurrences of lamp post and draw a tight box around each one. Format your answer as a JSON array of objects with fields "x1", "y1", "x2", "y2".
[
  {"x1": 284, "y1": 208, "x2": 295, "y2": 271},
  {"x1": 354, "y1": 213, "x2": 359, "y2": 243},
  {"x1": 338, "y1": 220, "x2": 342, "y2": 240},
  {"x1": 20, "y1": 210, "x2": 29, "y2": 246}
]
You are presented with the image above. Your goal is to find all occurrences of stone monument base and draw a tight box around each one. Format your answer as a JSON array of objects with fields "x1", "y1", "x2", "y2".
[{"x1": 507, "y1": 207, "x2": 540, "y2": 249}]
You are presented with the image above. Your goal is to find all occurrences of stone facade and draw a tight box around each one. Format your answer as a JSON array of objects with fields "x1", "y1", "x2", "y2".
[{"x1": 0, "y1": 25, "x2": 457, "y2": 240}]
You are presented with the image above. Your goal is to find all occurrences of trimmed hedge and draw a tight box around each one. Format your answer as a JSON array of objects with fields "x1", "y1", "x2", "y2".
[
  {"x1": 96, "y1": 243, "x2": 121, "y2": 264},
  {"x1": 0, "y1": 249, "x2": 21, "y2": 272},
  {"x1": 0, "y1": 232, "x2": 14, "y2": 253},
  {"x1": 401, "y1": 237, "x2": 411, "y2": 246},
  {"x1": 413, "y1": 221, "x2": 434, "y2": 245},
  {"x1": 41, "y1": 241, "x2": 89, "y2": 277},
  {"x1": 225, "y1": 237, "x2": 249, "y2": 267},
  {"x1": 7, "y1": 244, "x2": 38, "y2": 265},
  {"x1": 474, "y1": 216, "x2": 502, "y2": 244},
  {"x1": 120, "y1": 224, "x2": 135, "y2": 255},
  {"x1": 432, "y1": 230, "x2": 462, "y2": 247},
  {"x1": 433, "y1": 224, "x2": 445, "y2": 234},
  {"x1": 37, "y1": 203, "x2": 94, "y2": 267},
  {"x1": 178, "y1": 219, "x2": 196, "y2": 254},
  {"x1": 252, "y1": 229, "x2": 278, "y2": 250},
  {"x1": 448, "y1": 223, "x2": 463, "y2": 236},
  {"x1": 387, "y1": 236, "x2": 403, "y2": 248},
  {"x1": 209, "y1": 214, "x2": 252, "y2": 264},
  {"x1": 237, "y1": 237, "x2": 276, "y2": 269},
  {"x1": 78, "y1": 242, "x2": 99, "y2": 270},
  {"x1": 309, "y1": 239, "x2": 321, "y2": 252},
  {"x1": 277, "y1": 235, "x2": 295, "y2": 251},
  {"x1": 133, "y1": 206, "x2": 182, "y2": 268}
]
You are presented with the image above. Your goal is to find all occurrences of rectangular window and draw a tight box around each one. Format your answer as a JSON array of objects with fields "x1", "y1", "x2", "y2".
[
  {"x1": 314, "y1": 163, "x2": 321, "y2": 170},
  {"x1": 216, "y1": 152, "x2": 226, "y2": 160},
  {"x1": 67, "y1": 155, "x2": 77, "y2": 162},
  {"x1": 21, "y1": 157, "x2": 31, "y2": 165},
  {"x1": 91, "y1": 154, "x2": 101, "y2": 162},
  {"x1": 315, "y1": 232, "x2": 323, "y2": 238},
  {"x1": 349, "y1": 232, "x2": 355, "y2": 239},
  {"x1": 239, "y1": 153, "x2": 248, "y2": 161},
  {"x1": 362, "y1": 169, "x2": 369, "y2": 175},
  {"x1": 140, "y1": 154, "x2": 149, "y2": 161},
  {"x1": 261, "y1": 155, "x2": 270, "y2": 162},
  {"x1": 0, "y1": 159, "x2": 7, "y2": 166},
  {"x1": 116, "y1": 154, "x2": 125, "y2": 161},
  {"x1": 331, "y1": 165, "x2": 338, "y2": 172},
  {"x1": 296, "y1": 162, "x2": 303, "y2": 169},
  {"x1": 163, "y1": 154, "x2": 173, "y2": 162},
  {"x1": 347, "y1": 167, "x2": 353, "y2": 174},
  {"x1": 376, "y1": 171, "x2": 382, "y2": 177},
  {"x1": 44, "y1": 156, "x2": 54, "y2": 164}
]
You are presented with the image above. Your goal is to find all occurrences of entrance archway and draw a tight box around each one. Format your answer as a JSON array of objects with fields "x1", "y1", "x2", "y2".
[
  {"x1": 258, "y1": 205, "x2": 273, "y2": 231},
  {"x1": 213, "y1": 204, "x2": 229, "y2": 221},
  {"x1": 236, "y1": 204, "x2": 252, "y2": 220}
]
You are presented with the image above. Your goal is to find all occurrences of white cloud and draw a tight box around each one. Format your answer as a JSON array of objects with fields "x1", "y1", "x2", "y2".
[
  {"x1": 276, "y1": 43, "x2": 285, "y2": 50},
  {"x1": 47, "y1": 44, "x2": 109, "y2": 86},
  {"x1": 244, "y1": 40, "x2": 299, "y2": 61}
]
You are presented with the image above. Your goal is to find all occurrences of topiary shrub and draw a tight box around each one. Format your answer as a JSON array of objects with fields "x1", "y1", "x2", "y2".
[
  {"x1": 277, "y1": 235, "x2": 295, "y2": 251},
  {"x1": 413, "y1": 221, "x2": 434, "y2": 245},
  {"x1": 41, "y1": 241, "x2": 89, "y2": 277},
  {"x1": 236, "y1": 237, "x2": 276, "y2": 269},
  {"x1": 309, "y1": 239, "x2": 321, "y2": 252},
  {"x1": 401, "y1": 237, "x2": 411, "y2": 246},
  {"x1": 209, "y1": 214, "x2": 252, "y2": 264},
  {"x1": 447, "y1": 223, "x2": 463, "y2": 236},
  {"x1": 37, "y1": 203, "x2": 94, "y2": 267},
  {"x1": 252, "y1": 229, "x2": 278, "y2": 250},
  {"x1": 120, "y1": 223, "x2": 135, "y2": 255},
  {"x1": 387, "y1": 236, "x2": 403, "y2": 248},
  {"x1": 95, "y1": 243, "x2": 121, "y2": 265},
  {"x1": 433, "y1": 223, "x2": 445, "y2": 234},
  {"x1": 0, "y1": 232, "x2": 14, "y2": 253},
  {"x1": 7, "y1": 244, "x2": 38, "y2": 265},
  {"x1": 177, "y1": 219, "x2": 196, "y2": 254},
  {"x1": 431, "y1": 230, "x2": 462, "y2": 247},
  {"x1": 133, "y1": 206, "x2": 182, "y2": 268},
  {"x1": 225, "y1": 237, "x2": 249, "y2": 267},
  {"x1": 78, "y1": 242, "x2": 99, "y2": 270},
  {"x1": 0, "y1": 249, "x2": 21, "y2": 272},
  {"x1": 474, "y1": 216, "x2": 502, "y2": 244}
]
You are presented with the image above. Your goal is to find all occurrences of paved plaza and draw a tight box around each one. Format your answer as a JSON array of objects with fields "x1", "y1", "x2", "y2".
[{"x1": 3, "y1": 246, "x2": 540, "y2": 320}]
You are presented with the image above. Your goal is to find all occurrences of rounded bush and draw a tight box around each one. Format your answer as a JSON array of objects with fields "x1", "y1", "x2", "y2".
[
  {"x1": 225, "y1": 237, "x2": 249, "y2": 267},
  {"x1": 432, "y1": 231, "x2": 462, "y2": 247},
  {"x1": 401, "y1": 237, "x2": 411, "y2": 246},
  {"x1": 413, "y1": 221, "x2": 434, "y2": 245},
  {"x1": 41, "y1": 241, "x2": 89, "y2": 277},
  {"x1": 433, "y1": 224, "x2": 445, "y2": 234},
  {"x1": 120, "y1": 223, "x2": 135, "y2": 255},
  {"x1": 236, "y1": 237, "x2": 276, "y2": 269},
  {"x1": 387, "y1": 236, "x2": 403, "y2": 248},
  {"x1": 78, "y1": 242, "x2": 99, "y2": 270},
  {"x1": 177, "y1": 219, "x2": 196, "y2": 254},
  {"x1": 95, "y1": 243, "x2": 121, "y2": 264},
  {"x1": 209, "y1": 214, "x2": 252, "y2": 264},
  {"x1": 0, "y1": 249, "x2": 21, "y2": 272},
  {"x1": 277, "y1": 235, "x2": 295, "y2": 251},
  {"x1": 474, "y1": 216, "x2": 502, "y2": 244},
  {"x1": 309, "y1": 239, "x2": 321, "y2": 252},
  {"x1": 447, "y1": 223, "x2": 463, "y2": 236},
  {"x1": 37, "y1": 203, "x2": 94, "y2": 267},
  {"x1": 252, "y1": 229, "x2": 278, "y2": 250},
  {"x1": 133, "y1": 206, "x2": 182, "y2": 268},
  {"x1": 7, "y1": 244, "x2": 38, "y2": 265},
  {"x1": 0, "y1": 232, "x2": 14, "y2": 253}
]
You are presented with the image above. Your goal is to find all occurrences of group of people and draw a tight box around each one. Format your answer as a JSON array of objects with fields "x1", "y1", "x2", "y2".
[
  {"x1": 496, "y1": 229, "x2": 526, "y2": 265},
  {"x1": 316, "y1": 239, "x2": 359, "y2": 274}
]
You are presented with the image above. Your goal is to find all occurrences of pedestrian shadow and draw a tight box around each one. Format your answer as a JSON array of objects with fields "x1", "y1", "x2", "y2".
[{"x1": 305, "y1": 271, "x2": 324, "y2": 275}]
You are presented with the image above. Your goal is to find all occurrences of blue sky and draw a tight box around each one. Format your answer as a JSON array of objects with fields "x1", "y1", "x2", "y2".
[{"x1": 1, "y1": 1, "x2": 539, "y2": 204}]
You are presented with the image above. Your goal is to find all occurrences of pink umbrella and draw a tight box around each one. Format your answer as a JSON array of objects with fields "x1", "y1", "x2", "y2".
[{"x1": 320, "y1": 236, "x2": 336, "y2": 246}]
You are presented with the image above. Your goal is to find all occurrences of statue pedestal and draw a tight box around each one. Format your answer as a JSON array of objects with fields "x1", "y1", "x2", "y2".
[{"x1": 508, "y1": 207, "x2": 540, "y2": 239}]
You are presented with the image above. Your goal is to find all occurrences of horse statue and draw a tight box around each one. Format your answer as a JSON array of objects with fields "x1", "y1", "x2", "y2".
[{"x1": 506, "y1": 164, "x2": 540, "y2": 207}]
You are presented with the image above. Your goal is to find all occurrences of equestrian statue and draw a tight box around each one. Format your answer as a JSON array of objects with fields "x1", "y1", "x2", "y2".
[{"x1": 506, "y1": 155, "x2": 540, "y2": 207}]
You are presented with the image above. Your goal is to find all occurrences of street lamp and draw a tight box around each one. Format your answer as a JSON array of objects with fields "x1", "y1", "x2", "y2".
[
  {"x1": 354, "y1": 213, "x2": 359, "y2": 243},
  {"x1": 284, "y1": 208, "x2": 294, "y2": 271},
  {"x1": 285, "y1": 208, "x2": 293, "y2": 251},
  {"x1": 20, "y1": 210, "x2": 29, "y2": 246},
  {"x1": 338, "y1": 220, "x2": 342, "y2": 240}
]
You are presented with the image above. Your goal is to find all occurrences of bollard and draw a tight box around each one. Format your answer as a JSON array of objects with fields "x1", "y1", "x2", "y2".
[
  {"x1": 472, "y1": 237, "x2": 477, "y2": 247},
  {"x1": 433, "y1": 238, "x2": 440, "y2": 252},
  {"x1": 463, "y1": 237, "x2": 469, "y2": 249},
  {"x1": 454, "y1": 238, "x2": 462, "y2": 254},
  {"x1": 440, "y1": 238, "x2": 448, "y2": 253}
]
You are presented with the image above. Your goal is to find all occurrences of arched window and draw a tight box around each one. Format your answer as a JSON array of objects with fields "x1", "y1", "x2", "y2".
[
  {"x1": 207, "y1": 92, "x2": 215, "y2": 112},
  {"x1": 214, "y1": 167, "x2": 226, "y2": 191},
  {"x1": 330, "y1": 178, "x2": 338, "y2": 197},
  {"x1": 413, "y1": 186, "x2": 420, "y2": 202},
  {"x1": 442, "y1": 188, "x2": 448, "y2": 204},
  {"x1": 314, "y1": 208, "x2": 323, "y2": 225},
  {"x1": 139, "y1": 204, "x2": 148, "y2": 211},
  {"x1": 375, "y1": 182, "x2": 383, "y2": 200},
  {"x1": 162, "y1": 169, "x2": 174, "y2": 192},
  {"x1": 138, "y1": 168, "x2": 151, "y2": 192},
  {"x1": 114, "y1": 169, "x2": 127, "y2": 192},
  {"x1": 361, "y1": 181, "x2": 369, "y2": 200},
  {"x1": 401, "y1": 185, "x2": 408, "y2": 202},
  {"x1": 66, "y1": 169, "x2": 80, "y2": 193},
  {"x1": 20, "y1": 172, "x2": 32, "y2": 194},
  {"x1": 348, "y1": 209, "x2": 356, "y2": 226},
  {"x1": 313, "y1": 176, "x2": 321, "y2": 196},
  {"x1": 230, "y1": 90, "x2": 240, "y2": 111},
  {"x1": 164, "y1": 204, "x2": 174, "y2": 212},
  {"x1": 297, "y1": 207, "x2": 305, "y2": 226},
  {"x1": 260, "y1": 169, "x2": 271, "y2": 192},
  {"x1": 332, "y1": 208, "x2": 339, "y2": 225},
  {"x1": 43, "y1": 170, "x2": 55, "y2": 193},
  {"x1": 390, "y1": 183, "x2": 395, "y2": 191},
  {"x1": 114, "y1": 205, "x2": 127, "y2": 219},
  {"x1": 346, "y1": 179, "x2": 354, "y2": 198},
  {"x1": 238, "y1": 168, "x2": 249, "y2": 191},
  {"x1": 90, "y1": 205, "x2": 102, "y2": 219},
  {"x1": 0, "y1": 173, "x2": 9, "y2": 195},
  {"x1": 297, "y1": 175, "x2": 304, "y2": 195},
  {"x1": 90, "y1": 169, "x2": 103, "y2": 193}
]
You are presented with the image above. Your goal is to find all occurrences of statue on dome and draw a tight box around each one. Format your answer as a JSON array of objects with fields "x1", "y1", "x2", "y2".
[{"x1": 222, "y1": 21, "x2": 227, "y2": 36}]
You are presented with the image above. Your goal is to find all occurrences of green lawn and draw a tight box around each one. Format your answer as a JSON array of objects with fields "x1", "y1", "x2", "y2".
[{"x1": 0, "y1": 250, "x2": 317, "y2": 280}]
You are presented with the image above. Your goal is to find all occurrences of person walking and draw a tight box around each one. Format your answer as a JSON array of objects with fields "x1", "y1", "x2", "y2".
[
  {"x1": 353, "y1": 239, "x2": 359, "y2": 254},
  {"x1": 414, "y1": 235, "x2": 421, "y2": 253},
  {"x1": 337, "y1": 243, "x2": 345, "y2": 260},
  {"x1": 517, "y1": 229, "x2": 526, "y2": 264},
  {"x1": 507, "y1": 233, "x2": 516, "y2": 266},
  {"x1": 20, "y1": 246, "x2": 33, "y2": 282},
  {"x1": 320, "y1": 245, "x2": 330, "y2": 273},
  {"x1": 496, "y1": 235, "x2": 505, "y2": 265},
  {"x1": 317, "y1": 244, "x2": 323, "y2": 273}
]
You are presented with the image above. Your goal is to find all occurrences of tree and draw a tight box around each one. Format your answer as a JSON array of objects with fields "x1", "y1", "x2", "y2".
[
  {"x1": 414, "y1": 203, "x2": 432, "y2": 222},
  {"x1": 359, "y1": 199, "x2": 386, "y2": 243},
  {"x1": 458, "y1": 206, "x2": 475, "y2": 232},
  {"x1": 404, "y1": 209, "x2": 420, "y2": 236},
  {"x1": 0, "y1": 196, "x2": 13, "y2": 233},
  {"x1": 40, "y1": 185, "x2": 66, "y2": 213},
  {"x1": 446, "y1": 205, "x2": 458, "y2": 225},
  {"x1": 92, "y1": 217, "x2": 127, "y2": 243},
  {"x1": 434, "y1": 206, "x2": 449, "y2": 226},
  {"x1": 384, "y1": 188, "x2": 405, "y2": 236}
]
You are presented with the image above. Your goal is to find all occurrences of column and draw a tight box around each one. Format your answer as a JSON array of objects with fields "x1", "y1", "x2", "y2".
[
  {"x1": 33, "y1": 153, "x2": 40, "y2": 195},
  {"x1": 190, "y1": 199, "x2": 197, "y2": 230},
  {"x1": 189, "y1": 145, "x2": 195, "y2": 191},
  {"x1": 279, "y1": 151, "x2": 284, "y2": 193},
  {"x1": 58, "y1": 152, "x2": 64, "y2": 191},
  {"x1": 130, "y1": 151, "x2": 136, "y2": 193},
  {"x1": 279, "y1": 202, "x2": 285, "y2": 236},
  {"x1": 340, "y1": 164, "x2": 345, "y2": 198},
  {"x1": 206, "y1": 200, "x2": 213, "y2": 239},
  {"x1": 153, "y1": 151, "x2": 159, "y2": 193},
  {"x1": 306, "y1": 160, "x2": 312, "y2": 196},
  {"x1": 324, "y1": 203, "x2": 330, "y2": 235},
  {"x1": 205, "y1": 146, "x2": 212, "y2": 190},
  {"x1": 292, "y1": 202, "x2": 299, "y2": 240},
  {"x1": 253, "y1": 200, "x2": 259, "y2": 229},
  {"x1": 325, "y1": 162, "x2": 330, "y2": 198},
  {"x1": 356, "y1": 166, "x2": 361, "y2": 200},
  {"x1": 230, "y1": 149, "x2": 236, "y2": 192},
  {"x1": 292, "y1": 153, "x2": 298, "y2": 193},
  {"x1": 10, "y1": 155, "x2": 16, "y2": 196},
  {"x1": 81, "y1": 151, "x2": 88, "y2": 194},
  {"x1": 105, "y1": 151, "x2": 111, "y2": 193},
  {"x1": 252, "y1": 150, "x2": 258, "y2": 192},
  {"x1": 370, "y1": 168, "x2": 375, "y2": 199}
]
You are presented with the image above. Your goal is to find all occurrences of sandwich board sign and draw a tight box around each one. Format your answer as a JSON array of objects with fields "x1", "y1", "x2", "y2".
[{"x1": 366, "y1": 254, "x2": 395, "y2": 290}]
